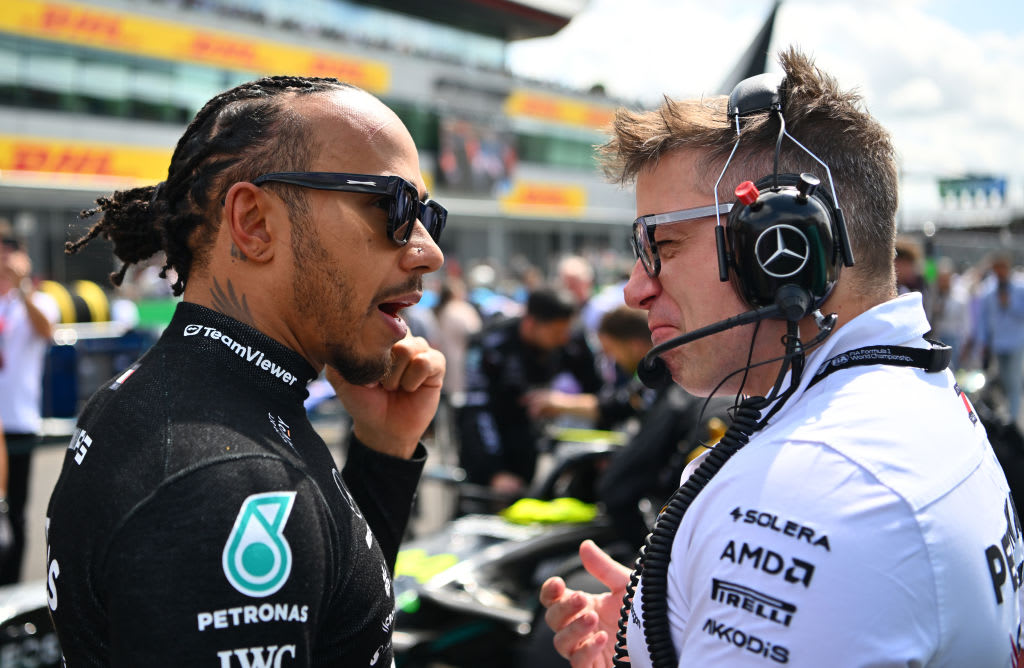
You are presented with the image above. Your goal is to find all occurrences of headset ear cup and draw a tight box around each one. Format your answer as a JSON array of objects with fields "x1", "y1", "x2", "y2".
[
  {"x1": 725, "y1": 203, "x2": 757, "y2": 306},
  {"x1": 725, "y1": 173, "x2": 842, "y2": 310}
]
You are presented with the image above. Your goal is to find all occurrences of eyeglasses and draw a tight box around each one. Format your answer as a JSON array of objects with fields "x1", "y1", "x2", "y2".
[
  {"x1": 252, "y1": 172, "x2": 446, "y2": 246},
  {"x1": 630, "y1": 203, "x2": 733, "y2": 278},
  {"x1": 1, "y1": 238, "x2": 20, "y2": 252}
]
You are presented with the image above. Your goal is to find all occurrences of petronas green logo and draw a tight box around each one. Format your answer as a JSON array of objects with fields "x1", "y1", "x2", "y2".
[{"x1": 222, "y1": 492, "x2": 296, "y2": 597}]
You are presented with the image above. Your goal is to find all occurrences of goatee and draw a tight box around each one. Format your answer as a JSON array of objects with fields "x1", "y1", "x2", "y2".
[{"x1": 327, "y1": 346, "x2": 393, "y2": 386}]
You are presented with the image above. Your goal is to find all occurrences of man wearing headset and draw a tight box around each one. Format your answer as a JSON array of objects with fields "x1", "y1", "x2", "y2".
[{"x1": 539, "y1": 47, "x2": 1022, "y2": 667}]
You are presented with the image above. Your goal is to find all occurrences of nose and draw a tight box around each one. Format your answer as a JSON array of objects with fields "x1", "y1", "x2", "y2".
[
  {"x1": 401, "y1": 221, "x2": 444, "y2": 273},
  {"x1": 624, "y1": 258, "x2": 660, "y2": 310}
]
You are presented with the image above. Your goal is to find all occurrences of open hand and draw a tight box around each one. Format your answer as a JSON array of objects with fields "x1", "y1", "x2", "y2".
[{"x1": 539, "y1": 539, "x2": 632, "y2": 667}]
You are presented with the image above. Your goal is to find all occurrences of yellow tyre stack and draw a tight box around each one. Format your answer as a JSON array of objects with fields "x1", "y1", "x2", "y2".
[{"x1": 38, "y1": 280, "x2": 110, "y2": 323}]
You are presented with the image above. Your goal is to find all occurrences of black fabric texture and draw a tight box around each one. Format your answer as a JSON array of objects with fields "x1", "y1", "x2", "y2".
[
  {"x1": 46, "y1": 301, "x2": 424, "y2": 667},
  {"x1": 457, "y1": 317, "x2": 602, "y2": 485}
]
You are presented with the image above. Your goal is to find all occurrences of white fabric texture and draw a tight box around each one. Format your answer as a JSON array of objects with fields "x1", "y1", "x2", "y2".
[
  {"x1": 628, "y1": 293, "x2": 1023, "y2": 667},
  {"x1": 0, "y1": 288, "x2": 59, "y2": 433}
]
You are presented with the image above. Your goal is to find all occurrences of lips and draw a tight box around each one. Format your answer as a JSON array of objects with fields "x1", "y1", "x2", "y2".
[
  {"x1": 647, "y1": 319, "x2": 680, "y2": 346},
  {"x1": 377, "y1": 294, "x2": 420, "y2": 319}
]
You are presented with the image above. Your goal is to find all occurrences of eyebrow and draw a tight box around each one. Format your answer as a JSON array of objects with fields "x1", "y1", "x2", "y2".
[{"x1": 655, "y1": 219, "x2": 704, "y2": 245}]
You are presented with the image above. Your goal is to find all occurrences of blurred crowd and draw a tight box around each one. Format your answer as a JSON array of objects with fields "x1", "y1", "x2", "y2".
[{"x1": 895, "y1": 237, "x2": 1024, "y2": 426}]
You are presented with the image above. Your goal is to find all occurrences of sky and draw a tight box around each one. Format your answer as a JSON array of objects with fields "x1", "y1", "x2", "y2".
[{"x1": 506, "y1": 0, "x2": 1024, "y2": 215}]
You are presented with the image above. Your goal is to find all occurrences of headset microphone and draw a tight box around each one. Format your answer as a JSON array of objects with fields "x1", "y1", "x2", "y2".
[{"x1": 637, "y1": 285, "x2": 813, "y2": 390}]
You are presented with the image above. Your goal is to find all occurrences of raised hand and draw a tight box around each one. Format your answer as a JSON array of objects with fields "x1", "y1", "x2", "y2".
[
  {"x1": 328, "y1": 334, "x2": 445, "y2": 459},
  {"x1": 539, "y1": 539, "x2": 632, "y2": 668}
]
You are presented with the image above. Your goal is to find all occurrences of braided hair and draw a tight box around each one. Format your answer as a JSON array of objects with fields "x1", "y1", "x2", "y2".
[{"x1": 68, "y1": 75, "x2": 355, "y2": 295}]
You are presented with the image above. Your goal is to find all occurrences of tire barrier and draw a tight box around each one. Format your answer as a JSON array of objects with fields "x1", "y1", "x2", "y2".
[
  {"x1": 37, "y1": 279, "x2": 110, "y2": 324},
  {"x1": 38, "y1": 280, "x2": 155, "y2": 419}
]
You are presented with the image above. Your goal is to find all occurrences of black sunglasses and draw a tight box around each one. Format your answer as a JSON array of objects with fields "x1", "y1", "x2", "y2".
[{"x1": 251, "y1": 171, "x2": 446, "y2": 246}]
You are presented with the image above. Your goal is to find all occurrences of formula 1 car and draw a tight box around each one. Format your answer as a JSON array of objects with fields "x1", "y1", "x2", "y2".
[{"x1": 392, "y1": 434, "x2": 638, "y2": 668}]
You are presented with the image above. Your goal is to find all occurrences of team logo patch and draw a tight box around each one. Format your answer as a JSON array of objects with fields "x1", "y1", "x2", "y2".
[
  {"x1": 222, "y1": 492, "x2": 296, "y2": 597},
  {"x1": 755, "y1": 224, "x2": 810, "y2": 278}
]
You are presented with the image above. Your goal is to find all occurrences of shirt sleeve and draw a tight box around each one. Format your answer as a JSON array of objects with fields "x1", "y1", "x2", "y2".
[
  {"x1": 31, "y1": 289, "x2": 61, "y2": 325},
  {"x1": 342, "y1": 435, "x2": 426, "y2": 572}
]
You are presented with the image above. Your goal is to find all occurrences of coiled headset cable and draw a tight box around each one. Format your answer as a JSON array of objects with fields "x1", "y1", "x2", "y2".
[
  {"x1": 611, "y1": 394, "x2": 766, "y2": 667},
  {"x1": 611, "y1": 318, "x2": 820, "y2": 667}
]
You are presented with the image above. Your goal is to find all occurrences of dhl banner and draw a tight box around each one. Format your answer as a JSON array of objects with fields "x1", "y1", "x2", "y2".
[
  {"x1": 0, "y1": 134, "x2": 437, "y2": 193},
  {"x1": 0, "y1": 134, "x2": 171, "y2": 187},
  {"x1": 0, "y1": 0, "x2": 391, "y2": 93},
  {"x1": 504, "y1": 90, "x2": 616, "y2": 131},
  {"x1": 499, "y1": 181, "x2": 587, "y2": 218}
]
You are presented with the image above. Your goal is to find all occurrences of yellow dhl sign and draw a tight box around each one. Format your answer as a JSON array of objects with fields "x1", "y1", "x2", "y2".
[
  {"x1": 504, "y1": 90, "x2": 616, "y2": 131},
  {"x1": 0, "y1": 134, "x2": 436, "y2": 192},
  {"x1": 0, "y1": 134, "x2": 171, "y2": 185},
  {"x1": 0, "y1": 0, "x2": 391, "y2": 93},
  {"x1": 499, "y1": 182, "x2": 587, "y2": 218}
]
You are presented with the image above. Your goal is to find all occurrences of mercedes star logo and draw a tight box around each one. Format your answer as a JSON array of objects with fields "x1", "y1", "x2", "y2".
[{"x1": 755, "y1": 224, "x2": 810, "y2": 278}]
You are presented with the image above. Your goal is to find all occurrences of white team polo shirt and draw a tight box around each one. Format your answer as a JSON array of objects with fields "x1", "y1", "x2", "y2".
[
  {"x1": 628, "y1": 293, "x2": 1023, "y2": 667},
  {"x1": 0, "y1": 288, "x2": 59, "y2": 433}
]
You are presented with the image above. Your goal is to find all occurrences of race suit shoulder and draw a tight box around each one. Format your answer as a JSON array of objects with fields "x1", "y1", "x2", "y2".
[{"x1": 45, "y1": 302, "x2": 424, "y2": 667}]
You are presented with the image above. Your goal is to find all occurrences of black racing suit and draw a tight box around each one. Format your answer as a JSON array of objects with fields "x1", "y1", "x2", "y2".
[
  {"x1": 45, "y1": 302, "x2": 424, "y2": 667},
  {"x1": 457, "y1": 318, "x2": 602, "y2": 488}
]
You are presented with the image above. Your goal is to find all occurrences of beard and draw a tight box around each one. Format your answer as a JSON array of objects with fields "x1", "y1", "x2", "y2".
[
  {"x1": 290, "y1": 215, "x2": 392, "y2": 385},
  {"x1": 325, "y1": 343, "x2": 392, "y2": 386}
]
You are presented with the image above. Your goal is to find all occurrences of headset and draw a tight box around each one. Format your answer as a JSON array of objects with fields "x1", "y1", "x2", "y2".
[
  {"x1": 637, "y1": 72, "x2": 854, "y2": 390},
  {"x1": 715, "y1": 72, "x2": 855, "y2": 311}
]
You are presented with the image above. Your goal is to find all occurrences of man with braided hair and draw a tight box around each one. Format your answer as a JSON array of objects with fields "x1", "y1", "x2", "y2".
[{"x1": 46, "y1": 76, "x2": 447, "y2": 666}]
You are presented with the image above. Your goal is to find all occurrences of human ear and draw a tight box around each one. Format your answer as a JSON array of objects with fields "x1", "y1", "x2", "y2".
[{"x1": 223, "y1": 181, "x2": 274, "y2": 262}]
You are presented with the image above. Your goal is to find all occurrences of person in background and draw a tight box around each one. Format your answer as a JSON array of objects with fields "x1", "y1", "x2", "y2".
[
  {"x1": 558, "y1": 255, "x2": 595, "y2": 311},
  {"x1": 894, "y1": 235, "x2": 925, "y2": 295},
  {"x1": 458, "y1": 286, "x2": 602, "y2": 504},
  {"x1": 434, "y1": 275, "x2": 483, "y2": 403},
  {"x1": 924, "y1": 257, "x2": 971, "y2": 372},
  {"x1": 559, "y1": 254, "x2": 615, "y2": 352},
  {"x1": 0, "y1": 218, "x2": 58, "y2": 585},
  {"x1": 46, "y1": 75, "x2": 446, "y2": 666},
  {"x1": 522, "y1": 305, "x2": 655, "y2": 431},
  {"x1": 580, "y1": 260, "x2": 631, "y2": 339},
  {"x1": 976, "y1": 252, "x2": 1024, "y2": 425}
]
